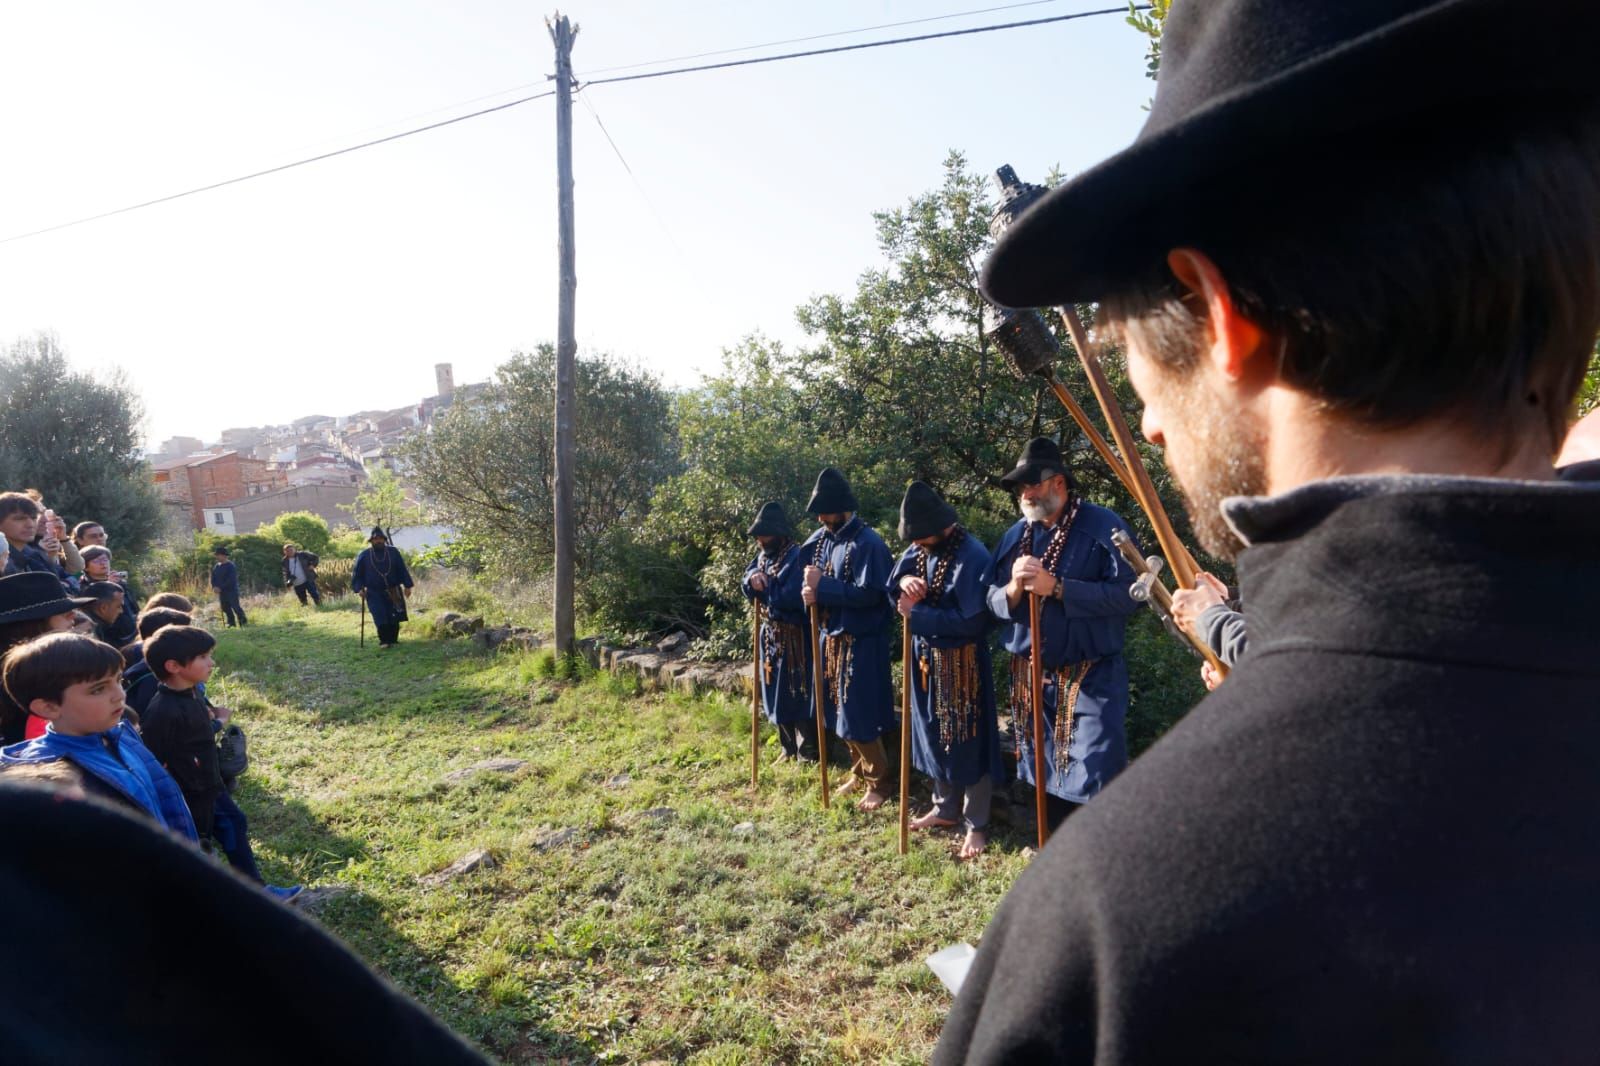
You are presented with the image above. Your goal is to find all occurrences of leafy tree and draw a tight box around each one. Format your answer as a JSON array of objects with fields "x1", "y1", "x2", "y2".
[
  {"x1": 0, "y1": 333, "x2": 165, "y2": 554},
  {"x1": 342, "y1": 467, "x2": 423, "y2": 536},
  {"x1": 1126, "y1": 0, "x2": 1173, "y2": 81},
  {"x1": 404, "y1": 346, "x2": 678, "y2": 581},
  {"x1": 1577, "y1": 342, "x2": 1600, "y2": 418},
  {"x1": 256, "y1": 511, "x2": 332, "y2": 555}
]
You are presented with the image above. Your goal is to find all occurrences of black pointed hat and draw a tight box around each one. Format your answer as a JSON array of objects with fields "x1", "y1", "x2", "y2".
[
  {"x1": 805, "y1": 468, "x2": 858, "y2": 515},
  {"x1": 1000, "y1": 436, "x2": 1072, "y2": 491},
  {"x1": 0, "y1": 572, "x2": 96, "y2": 625},
  {"x1": 746, "y1": 501, "x2": 793, "y2": 539},
  {"x1": 980, "y1": 0, "x2": 1600, "y2": 309},
  {"x1": 898, "y1": 481, "x2": 959, "y2": 542},
  {"x1": 368, "y1": 527, "x2": 388, "y2": 542}
]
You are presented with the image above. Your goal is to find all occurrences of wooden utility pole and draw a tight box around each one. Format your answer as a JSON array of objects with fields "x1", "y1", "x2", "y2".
[{"x1": 548, "y1": 12, "x2": 578, "y2": 656}]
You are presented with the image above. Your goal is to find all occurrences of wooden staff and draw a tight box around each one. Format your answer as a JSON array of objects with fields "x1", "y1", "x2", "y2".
[
  {"x1": 359, "y1": 591, "x2": 366, "y2": 648},
  {"x1": 809, "y1": 603, "x2": 831, "y2": 808},
  {"x1": 750, "y1": 602, "x2": 762, "y2": 787},
  {"x1": 899, "y1": 618, "x2": 912, "y2": 855},
  {"x1": 1028, "y1": 591, "x2": 1047, "y2": 850}
]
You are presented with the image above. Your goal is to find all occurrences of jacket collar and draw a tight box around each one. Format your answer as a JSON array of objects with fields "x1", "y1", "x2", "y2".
[{"x1": 1224, "y1": 473, "x2": 1600, "y2": 675}]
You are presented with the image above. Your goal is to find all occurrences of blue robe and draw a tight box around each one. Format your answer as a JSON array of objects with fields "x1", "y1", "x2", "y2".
[
  {"x1": 740, "y1": 542, "x2": 812, "y2": 725},
  {"x1": 888, "y1": 531, "x2": 1003, "y2": 789},
  {"x1": 801, "y1": 517, "x2": 895, "y2": 743},
  {"x1": 352, "y1": 546, "x2": 413, "y2": 627},
  {"x1": 985, "y1": 501, "x2": 1141, "y2": 803}
]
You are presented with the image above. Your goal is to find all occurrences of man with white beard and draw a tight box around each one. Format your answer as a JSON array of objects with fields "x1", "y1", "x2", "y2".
[{"x1": 984, "y1": 437, "x2": 1140, "y2": 834}]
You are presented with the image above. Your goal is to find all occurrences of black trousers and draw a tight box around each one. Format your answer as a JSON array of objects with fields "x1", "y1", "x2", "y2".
[
  {"x1": 292, "y1": 580, "x2": 321, "y2": 606},
  {"x1": 218, "y1": 590, "x2": 247, "y2": 627},
  {"x1": 777, "y1": 720, "x2": 819, "y2": 760},
  {"x1": 376, "y1": 622, "x2": 401, "y2": 646},
  {"x1": 1045, "y1": 794, "x2": 1083, "y2": 833}
]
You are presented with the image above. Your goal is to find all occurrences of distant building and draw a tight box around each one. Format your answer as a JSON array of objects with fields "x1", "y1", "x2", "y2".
[
  {"x1": 151, "y1": 451, "x2": 288, "y2": 530},
  {"x1": 224, "y1": 483, "x2": 362, "y2": 535},
  {"x1": 154, "y1": 435, "x2": 204, "y2": 460}
]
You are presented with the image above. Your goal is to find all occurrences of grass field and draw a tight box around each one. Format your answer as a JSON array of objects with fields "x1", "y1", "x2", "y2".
[{"x1": 211, "y1": 591, "x2": 1034, "y2": 1064}]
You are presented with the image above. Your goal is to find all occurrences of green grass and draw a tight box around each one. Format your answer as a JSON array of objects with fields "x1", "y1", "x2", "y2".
[{"x1": 209, "y1": 594, "x2": 1030, "y2": 1064}]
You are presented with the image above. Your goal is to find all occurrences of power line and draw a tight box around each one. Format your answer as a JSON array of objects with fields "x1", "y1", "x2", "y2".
[
  {"x1": 581, "y1": 6, "x2": 1135, "y2": 87},
  {"x1": 576, "y1": 0, "x2": 1080, "y2": 76},
  {"x1": 0, "y1": 90, "x2": 555, "y2": 246},
  {"x1": 576, "y1": 89, "x2": 684, "y2": 257}
]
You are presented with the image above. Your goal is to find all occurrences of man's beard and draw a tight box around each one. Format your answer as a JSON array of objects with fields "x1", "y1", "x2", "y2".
[
  {"x1": 822, "y1": 516, "x2": 847, "y2": 532},
  {"x1": 1155, "y1": 369, "x2": 1268, "y2": 562},
  {"x1": 1019, "y1": 486, "x2": 1065, "y2": 524}
]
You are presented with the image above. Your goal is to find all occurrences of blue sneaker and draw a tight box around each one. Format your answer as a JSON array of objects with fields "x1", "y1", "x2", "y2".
[{"x1": 266, "y1": 884, "x2": 304, "y2": 903}]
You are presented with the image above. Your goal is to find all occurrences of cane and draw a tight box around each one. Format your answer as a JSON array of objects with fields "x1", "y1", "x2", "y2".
[
  {"x1": 899, "y1": 617, "x2": 912, "y2": 855},
  {"x1": 809, "y1": 603, "x2": 831, "y2": 809},
  {"x1": 750, "y1": 602, "x2": 762, "y2": 788},
  {"x1": 1028, "y1": 591, "x2": 1048, "y2": 851},
  {"x1": 359, "y1": 592, "x2": 366, "y2": 649}
]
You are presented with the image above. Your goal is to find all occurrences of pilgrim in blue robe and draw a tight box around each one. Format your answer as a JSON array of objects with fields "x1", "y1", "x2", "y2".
[
  {"x1": 888, "y1": 531, "x2": 1003, "y2": 790},
  {"x1": 740, "y1": 540, "x2": 812, "y2": 726},
  {"x1": 352, "y1": 545, "x2": 414, "y2": 628},
  {"x1": 800, "y1": 516, "x2": 895, "y2": 743},
  {"x1": 985, "y1": 500, "x2": 1141, "y2": 804}
]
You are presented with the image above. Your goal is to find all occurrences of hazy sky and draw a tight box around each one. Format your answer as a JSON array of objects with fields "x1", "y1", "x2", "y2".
[{"x1": 0, "y1": 2, "x2": 1154, "y2": 448}]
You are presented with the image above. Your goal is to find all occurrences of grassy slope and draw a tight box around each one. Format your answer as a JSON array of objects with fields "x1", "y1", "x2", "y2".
[{"x1": 214, "y1": 594, "x2": 1033, "y2": 1064}]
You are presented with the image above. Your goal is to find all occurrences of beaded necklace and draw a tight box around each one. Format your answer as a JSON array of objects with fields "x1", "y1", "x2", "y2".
[
  {"x1": 812, "y1": 524, "x2": 856, "y2": 711},
  {"x1": 911, "y1": 526, "x2": 981, "y2": 751},
  {"x1": 755, "y1": 540, "x2": 807, "y2": 694}
]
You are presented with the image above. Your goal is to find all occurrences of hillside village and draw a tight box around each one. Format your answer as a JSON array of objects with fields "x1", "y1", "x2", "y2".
[{"x1": 146, "y1": 363, "x2": 483, "y2": 540}]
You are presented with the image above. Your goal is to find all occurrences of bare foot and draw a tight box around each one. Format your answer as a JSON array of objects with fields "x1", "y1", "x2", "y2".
[
  {"x1": 910, "y1": 809, "x2": 958, "y2": 831},
  {"x1": 858, "y1": 789, "x2": 887, "y2": 811},
  {"x1": 834, "y1": 776, "x2": 860, "y2": 796},
  {"x1": 959, "y1": 829, "x2": 988, "y2": 860}
]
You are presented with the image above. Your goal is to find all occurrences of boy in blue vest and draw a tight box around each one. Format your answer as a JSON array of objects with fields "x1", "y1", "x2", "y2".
[{"x1": 0, "y1": 632, "x2": 197, "y2": 837}]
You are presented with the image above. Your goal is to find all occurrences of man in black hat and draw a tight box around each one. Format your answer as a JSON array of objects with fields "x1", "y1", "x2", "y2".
[
  {"x1": 740, "y1": 501, "x2": 816, "y2": 761},
  {"x1": 888, "y1": 482, "x2": 1002, "y2": 860},
  {"x1": 799, "y1": 468, "x2": 896, "y2": 809},
  {"x1": 352, "y1": 529, "x2": 413, "y2": 649},
  {"x1": 281, "y1": 541, "x2": 322, "y2": 607},
  {"x1": 984, "y1": 438, "x2": 1139, "y2": 835},
  {"x1": 938, "y1": 1, "x2": 1600, "y2": 1061},
  {"x1": 210, "y1": 546, "x2": 246, "y2": 628}
]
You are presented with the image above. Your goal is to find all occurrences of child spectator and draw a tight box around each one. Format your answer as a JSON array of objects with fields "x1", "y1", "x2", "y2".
[
  {"x1": 145, "y1": 592, "x2": 195, "y2": 613},
  {"x1": 0, "y1": 572, "x2": 98, "y2": 743},
  {"x1": 81, "y1": 581, "x2": 135, "y2": 647},
  {"x1": 142, "y1": 625, "x2": 300, "y2": 901},
  {"x1": 122, "y1": 606, "x2": 192, "y2": 718},
  {"x1": 211, "y1": 546, "x2": 247, "y2": 627},
  {"x1": 0, "y1": 492, "x2": 69, "y2": 590},
  {"x1": 0, "y1": 632, "x2": 197, "y2": 838}
]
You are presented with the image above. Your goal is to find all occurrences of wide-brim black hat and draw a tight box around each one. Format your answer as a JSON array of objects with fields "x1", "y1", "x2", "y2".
[
  {"x1": 898, "y1": 481, "x2": 959, "y2": 541},
  {"x1": 981, "y1": 0, "x2": 1600, "y2": 309},
  {"x1": 999, "y1": 436, "x2": 1068, "y2": 491},
  {"x1": 0, "y1": 572, "x2": 97, "y2": 625},
  {"x1": 805, "y1": 468, "x2": 858, "y2": 515},
  {"x1": 746, "y1": 501, "x2": 793, "y2": 539}
]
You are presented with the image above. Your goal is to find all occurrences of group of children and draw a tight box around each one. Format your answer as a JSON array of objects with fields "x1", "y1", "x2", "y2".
[{"x1": 0, "y1": 491, "x2": 302, "y2": 901}]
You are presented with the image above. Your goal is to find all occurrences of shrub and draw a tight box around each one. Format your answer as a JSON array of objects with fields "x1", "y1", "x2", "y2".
[{"x1": 256, "y1": 511, "x2": 331, "y2": 555}]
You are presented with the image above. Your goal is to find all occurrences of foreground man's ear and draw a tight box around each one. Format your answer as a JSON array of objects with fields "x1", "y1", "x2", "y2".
[{"x1": 1166, "y1": 247, "x2": 1271, "y2": 384}]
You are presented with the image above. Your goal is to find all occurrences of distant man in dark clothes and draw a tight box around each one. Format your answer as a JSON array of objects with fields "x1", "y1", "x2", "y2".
[
  {"x1": 888, "y1": 482, "x2": 1001, "y2": 860},
  {"x1": 0, "y1": 783, "x2": 490, "y2": 1064},
  {"x1": 281, "y1": 542, "x2": 321, "y2": 606},
  {"x1": 210, "y1": 546, "x2": 246, "y2": 627},
  {"x1": 936, "y1": 2, "x2": 1600, "y2": 1063},
  {"x1": 740, "y1": 501, "x2": 816, "y2": 761},
  {"x1": 352, "y1": 528, "x2": 413, "y2": 649},
  {"x1": 799, "y1": 468, "x2": 896, "y2": 810}
]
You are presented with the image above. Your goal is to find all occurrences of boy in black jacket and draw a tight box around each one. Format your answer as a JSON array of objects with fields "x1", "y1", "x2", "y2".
[{"x1": 141, "y1": 625, "x2": 300, "y2": 901}]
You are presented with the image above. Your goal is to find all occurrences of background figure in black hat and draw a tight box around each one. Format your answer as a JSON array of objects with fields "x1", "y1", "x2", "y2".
[
  {"x1": 352, "y1": 529, "x2": 413, "y2": 649},
  {"x1": 740, "y1": 501, "x2": 816, "y2": 761},
  {"x1": 940, "y1": 1, "x2": 1600, "y2": 1062},
  {"x1": 799, "y1": 468, "x2": 896, "y2": 810},
  {"x1": 210, "y1": 546, "x2": 247, "y2": 628},
  {"x1": 888, "y1": 482, "x2": 1002, "y2": 860},
  {"x1": 983, "y1": 438, "x2": 1139, "y2": 833}
]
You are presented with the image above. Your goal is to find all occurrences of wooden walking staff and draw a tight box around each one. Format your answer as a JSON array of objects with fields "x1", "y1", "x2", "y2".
[
  {"x1": 750, "y1": 603, "x2": 762, "y2": 787},
  {"x1": 809, "y1": 604, "x2": 831, "y2": 809},
  {"x1": 1028, "y1": 591, "x2": 1048, "y2": 851},
  {"x1": 359, "y1": 593, "x2": 366, "y2": 648},
  {"x1": 899, "y1": 619, "x2": 912, "y2": 855}
]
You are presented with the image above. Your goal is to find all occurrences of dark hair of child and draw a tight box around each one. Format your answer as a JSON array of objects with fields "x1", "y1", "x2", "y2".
[
  {"x1": 0, "y1": 493, "x2": 41, "y2": 521},
  {"x1": 144, "y1": 625, "x2": 216, "y2": 682},
  {"x1": 135, "y1": 607, "x2": 192, "y2": 641},
  {"x1": 80, "y1": 582, "x2": 123, "y2": 603},
  {"x1": 2, "y1": 633, "x2": 124, "y2": 708},
  {"x1": 144, "y1": 593, "x2": 195, "y2": 613}
]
